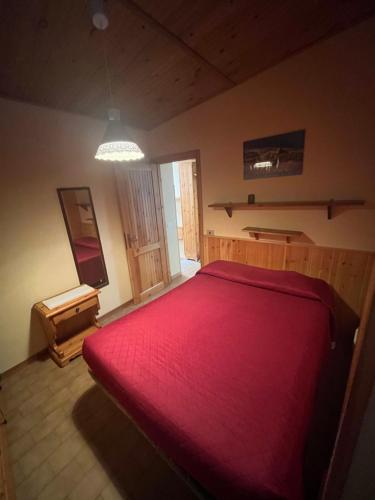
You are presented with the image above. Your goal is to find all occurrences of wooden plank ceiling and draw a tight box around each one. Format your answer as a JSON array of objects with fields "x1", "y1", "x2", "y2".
[{"x1": 0, "y1": 0, "x2": 374, "y2": 130}]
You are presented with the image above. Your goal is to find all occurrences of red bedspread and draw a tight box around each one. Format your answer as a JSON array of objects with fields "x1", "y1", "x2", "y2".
[{"x1": 83, "y1": 261, "x2": 333, "y2": 499}]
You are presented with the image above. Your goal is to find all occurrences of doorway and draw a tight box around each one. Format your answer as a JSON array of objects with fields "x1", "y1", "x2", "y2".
[{"x1": 159, "y1": 155, "x2": 202, "y2": 280}]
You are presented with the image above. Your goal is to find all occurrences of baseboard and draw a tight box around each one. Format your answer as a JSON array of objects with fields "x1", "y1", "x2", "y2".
[
  {"x1": 1, "y1": 349, "x2": 49, "y2": 379},
  {"x1": 1, "y1": 299, "x2": 134, "y2": 378},
  {"x1": 97, "y1": 299, "x2": 134, "y2": 323},
  {"x1": 171, "y1": 272, "x2": 182, "y2": 280}
]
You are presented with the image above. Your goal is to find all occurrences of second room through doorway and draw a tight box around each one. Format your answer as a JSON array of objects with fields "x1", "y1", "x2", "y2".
[{"x1": 160, "y1": 158, "x2": 201, "y2": 280}]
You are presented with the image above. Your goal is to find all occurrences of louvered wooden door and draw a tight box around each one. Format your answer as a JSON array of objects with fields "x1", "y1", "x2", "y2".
[{"x1": 115, "y1": 163, "x2": 170, "y2": 303}]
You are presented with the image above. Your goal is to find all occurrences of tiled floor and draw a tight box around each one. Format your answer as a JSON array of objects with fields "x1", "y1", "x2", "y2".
[
  {"x1": 178, "y1": 239, "x2": 201, "y2": 279},
  {"x1": 1, "y1": 276, "x2": 203, "y2": 500},
  {"x1": 180, "y1": 259, "x2": 200, "y2": 279}
]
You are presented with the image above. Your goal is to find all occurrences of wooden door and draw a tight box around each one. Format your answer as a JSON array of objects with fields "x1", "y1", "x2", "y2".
[
  {"x1": 115, "y1": 163, "x2": 170, "y2": 303},
  {"x1": 179, "y1": 160, "x2": 200, "y2": 261}
]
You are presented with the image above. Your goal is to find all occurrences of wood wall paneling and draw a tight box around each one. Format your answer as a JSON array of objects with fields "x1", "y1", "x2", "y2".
[{"x1": 203, "y1": 235, "x2": 374, "y2": 325}]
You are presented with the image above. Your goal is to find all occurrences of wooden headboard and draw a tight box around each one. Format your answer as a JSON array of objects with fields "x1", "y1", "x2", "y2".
[{"x1": 203, "y1": 235, "x2": 374, "y2": 331}]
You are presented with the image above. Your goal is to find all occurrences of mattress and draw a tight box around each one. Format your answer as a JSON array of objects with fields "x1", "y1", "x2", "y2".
[{"x1": 83, "y1": 260, "x2": 333, "y2": 499}]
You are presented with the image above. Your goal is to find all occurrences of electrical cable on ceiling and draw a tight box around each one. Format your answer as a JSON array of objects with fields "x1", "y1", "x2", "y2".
[{"x1": 89, "y1": 0, "x2": 144, "y2": 162}]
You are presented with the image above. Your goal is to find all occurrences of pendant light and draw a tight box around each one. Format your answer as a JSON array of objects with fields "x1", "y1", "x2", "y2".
[
  {"x1": 90, "y1": 0, "x2": 145, "y2": 162},
  {"x1": 95, "y1": 109, "x2": 145, "y2": 162}
]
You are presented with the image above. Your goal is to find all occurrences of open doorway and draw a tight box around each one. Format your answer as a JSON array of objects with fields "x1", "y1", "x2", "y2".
[{"x1": 159, "y1": 156, "x2": 201, "y2": 280}]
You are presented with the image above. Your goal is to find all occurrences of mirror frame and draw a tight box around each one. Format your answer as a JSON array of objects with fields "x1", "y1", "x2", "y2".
[{"x1": 57, "y1": 187, "x2": 109, "y2": 289}]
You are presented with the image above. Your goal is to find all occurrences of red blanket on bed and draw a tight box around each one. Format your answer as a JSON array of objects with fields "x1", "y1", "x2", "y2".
[{"x1": 83, "y1": 261, "x2": 333, "y2": 499}]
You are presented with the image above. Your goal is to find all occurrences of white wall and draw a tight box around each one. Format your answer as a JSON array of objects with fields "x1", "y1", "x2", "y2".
[
  {"x1": 172, "y1": 163, "x2": 181, "y2": 198},
  {"x1": 160, "y1": 163, "x2": 181, "y2": 277},
  {"x1": 149, "y1": 18, "x2": 375, "y2": 252},
  {"x1": 173, "y1": 163, "x2": 183, "y2": 230},
  {"x1": 0, "y1": 97, "x2": 147, "y2": 372}
]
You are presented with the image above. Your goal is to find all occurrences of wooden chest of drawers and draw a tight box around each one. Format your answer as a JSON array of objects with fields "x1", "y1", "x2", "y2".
[{"x1": 34, "y1": 286, "x2": 101, "y2": 367}]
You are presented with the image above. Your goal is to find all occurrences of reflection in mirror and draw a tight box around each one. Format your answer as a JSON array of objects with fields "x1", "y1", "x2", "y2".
[{"x1": 57, "y1": 187, "x2": 109, "y2": 288}]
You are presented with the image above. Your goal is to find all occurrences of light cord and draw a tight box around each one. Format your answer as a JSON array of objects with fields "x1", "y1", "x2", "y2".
[{"x1": 103, "y1": 30, "x2": 114, "y2": 111}]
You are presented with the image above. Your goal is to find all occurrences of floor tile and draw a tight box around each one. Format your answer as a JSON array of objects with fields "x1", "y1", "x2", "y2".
[
  {"x1": 36, "y1": 457, "x2": 88, "y2": 500},
  {"x1": 53, "y1": 414, "x2": 78, "y2": 442},
  {"x1": 3, "y1": 386, "x2": 32, "y2": 412},
  {"x1": 16, "y1": 460, "x2": 55, "y2": 500},
  {"x1": 181, "y1": 258, "x2": 201, "y2": 277},
  {"x1": 3, "y1": 275, "x2": 204, "y2": 500},
  {"x1": 9, "y1": 432, "x2": 35, "y2": 463},
  {"x1": 11, "y1": 460, "x2": 26, "y2": 486},
  {"x1": 47, "y1": 431, "x2": 83, "y2": 474},
  {"x1": 67, "y1": 463, "x2": 108, "y2": 500},
  {"x1": 18, "y1": 387, "x2": 51, "y2": 416},
  {"x1": 28, "y1": 377, "x2": 51, "y2": 395},
  {"x1": 30, "y1": 405, "x2": 67, "y2": 442},
  {"x1": 39, "y1": 387, "x2": 71, "y2": 417},
  {"x1": 100, "y1": 482, "x2": 126, "y2": 500},
  {"x1": 18, "y1": 430, "x2": 60, "y2": 477},
  {"x1": 6, "y1": 406, "x2": 44, "y2": 444},
  {"x1": 74, "y1": 445, "x2": 100, "y2": 473}
]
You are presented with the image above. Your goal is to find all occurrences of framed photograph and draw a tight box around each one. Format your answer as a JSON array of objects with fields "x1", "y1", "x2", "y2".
[{"x1": 243, "y1": 129, "x2": 305, "y2": 180}]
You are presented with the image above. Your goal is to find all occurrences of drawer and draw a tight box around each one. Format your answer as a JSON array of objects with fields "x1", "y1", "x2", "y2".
[{"x1": 52, "y1": 297, "x2": 98, "y2": 325}]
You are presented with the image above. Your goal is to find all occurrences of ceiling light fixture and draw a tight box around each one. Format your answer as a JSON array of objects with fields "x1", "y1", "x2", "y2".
[
  {"x1": 89, "y1": 0, "x2": 109, "y2": 30},
  {"x1": 95, "y1": 109, "x2": 145, "y2": 162},
  {"x1": 90, "y1": 0, "x2": 144, "y2": 162}
]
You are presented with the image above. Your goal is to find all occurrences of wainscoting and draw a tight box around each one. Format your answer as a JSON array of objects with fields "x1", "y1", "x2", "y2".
[{"x1": 203, "y1": 235, "x2": 374, "y2": 329}]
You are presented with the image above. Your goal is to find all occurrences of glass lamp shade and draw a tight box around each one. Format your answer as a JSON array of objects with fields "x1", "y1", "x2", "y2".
[
  {"x1": 95, "y1": 113, "x2": 144, "y2": 162},
  {"x1": 95, "y1": 140, "x2": 145, "y2": 162}
]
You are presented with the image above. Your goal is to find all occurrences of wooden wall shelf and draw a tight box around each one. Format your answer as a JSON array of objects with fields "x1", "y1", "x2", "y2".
[
  {"x1": 208, "y1": 199, "x2": 365, "y2": 219},
  {"x1": 242, "y1": 226, "x2": 302, "y2": 243}
]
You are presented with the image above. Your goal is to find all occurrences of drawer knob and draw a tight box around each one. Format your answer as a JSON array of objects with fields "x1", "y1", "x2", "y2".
[{"x1": 75, "y1": 307, "x2": 80, "y2": 313}]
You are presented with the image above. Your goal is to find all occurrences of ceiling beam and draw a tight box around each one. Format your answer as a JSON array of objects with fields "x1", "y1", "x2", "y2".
[{"x1": 118, "y1": 0, "x2": 236, "y2": 87}]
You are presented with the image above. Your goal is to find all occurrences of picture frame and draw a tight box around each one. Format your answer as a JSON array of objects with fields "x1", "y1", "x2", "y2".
[{"x1": 243, "y1": 130, "x2": 305, "y2": 180}]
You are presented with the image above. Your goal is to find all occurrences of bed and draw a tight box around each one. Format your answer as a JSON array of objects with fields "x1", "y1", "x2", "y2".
[{"x1": 83, "y1": 260, "x2": 334, "y2": 499}]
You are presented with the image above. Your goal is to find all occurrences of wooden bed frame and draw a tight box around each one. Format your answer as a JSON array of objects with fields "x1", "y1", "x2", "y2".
[
  {"x1": 202, "y1": 235, "x2": 375, "y2": 499},
  {"x1": 88, "y1": 238, "x2": 374, "y2": 499}
]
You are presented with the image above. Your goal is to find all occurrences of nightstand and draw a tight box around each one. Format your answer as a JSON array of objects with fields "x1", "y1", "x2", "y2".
[{"x1": 34, "y1": 285, "x2": 101, "y2": 367}]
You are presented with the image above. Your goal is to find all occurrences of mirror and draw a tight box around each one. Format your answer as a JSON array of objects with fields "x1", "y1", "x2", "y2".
[{"x1": 57, "y1": 187, "x2": 109, "y2": 288}]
